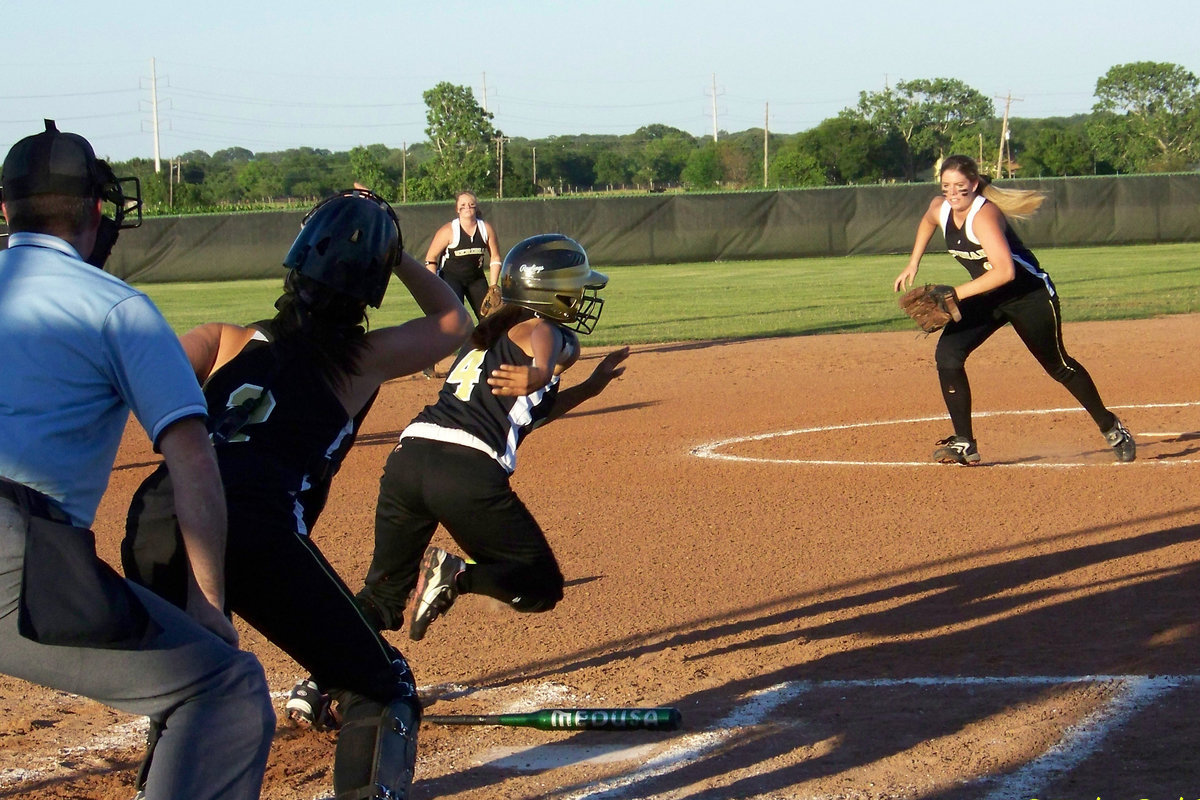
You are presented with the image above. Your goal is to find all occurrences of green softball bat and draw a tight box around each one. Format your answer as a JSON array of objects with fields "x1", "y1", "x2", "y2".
[{"x1": 424, "y1": 707, "x2": 682, "y2": 731}]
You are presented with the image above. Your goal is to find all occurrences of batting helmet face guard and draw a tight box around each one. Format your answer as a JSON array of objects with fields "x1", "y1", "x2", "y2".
[
  {"x1": 283, "y1": 189, "x2": 401, "y2": 308},
  {"x1": 500, "y1": 234, "x2": 608, "y2": 334}
]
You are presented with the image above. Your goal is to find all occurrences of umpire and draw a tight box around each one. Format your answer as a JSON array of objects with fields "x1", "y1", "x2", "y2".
[{"x1": 0, "y1": 121, "x2": 274, "y2": 799}]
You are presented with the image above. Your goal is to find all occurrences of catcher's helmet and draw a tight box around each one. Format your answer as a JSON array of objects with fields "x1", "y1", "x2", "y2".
[
  {"x1": 1, "y1": 119, "x2": 142, "y2": 228},
  {"x1": 500, "y1": 234, "x2": 607, "y2": 334},
  {"x1": 283, "y1": 189, "x2": 400, "y2": 308}
]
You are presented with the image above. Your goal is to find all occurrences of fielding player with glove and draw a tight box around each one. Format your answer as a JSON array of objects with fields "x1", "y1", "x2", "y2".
[
  {"x1": 893, "y1": 154, "x2": 1134, "y2": 465},
  {"x1": 423, "y1": 190, "x2": 503, "y2": 322},
  {"x1": 898, "y1": 283, "x2": 961, "y2": 334}
]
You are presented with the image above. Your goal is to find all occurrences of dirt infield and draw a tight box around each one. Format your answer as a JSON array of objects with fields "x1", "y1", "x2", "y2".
[{"x1": 3, "y1": 315, "x2": 1200, "y2": 800}]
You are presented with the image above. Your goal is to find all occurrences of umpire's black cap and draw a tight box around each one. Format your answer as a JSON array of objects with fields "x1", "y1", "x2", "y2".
[{"x1": 1, "y1": 119, "x2": 105, "y2": 202}]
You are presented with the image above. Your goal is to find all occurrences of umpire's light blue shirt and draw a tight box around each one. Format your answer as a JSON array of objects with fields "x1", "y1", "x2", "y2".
[{"x1": 0, "y1": 232, "x2": 207, "y2": 526}]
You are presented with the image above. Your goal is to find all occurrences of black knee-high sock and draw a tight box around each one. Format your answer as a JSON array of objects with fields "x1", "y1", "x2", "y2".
[
  {"x1": 937, "y1": 367, "x2": 973, "y2": 440},
  {"x1": 1059, "y1": 361, "x2": 1117, "y2": 430}
]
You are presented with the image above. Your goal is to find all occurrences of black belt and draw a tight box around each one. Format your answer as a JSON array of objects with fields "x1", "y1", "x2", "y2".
[{"x1": 0, "y1": 478, "x2": 71, "y2": 523}]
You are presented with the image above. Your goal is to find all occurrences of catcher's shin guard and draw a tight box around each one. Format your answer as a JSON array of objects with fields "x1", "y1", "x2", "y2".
[{"x1": 335, "y1": 695, "x2": 421, "y2": 800}]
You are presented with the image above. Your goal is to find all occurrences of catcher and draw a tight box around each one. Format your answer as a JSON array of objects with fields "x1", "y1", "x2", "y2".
[{"x1": 893, "y1": 154, "x2": 1135, "y2": 466}]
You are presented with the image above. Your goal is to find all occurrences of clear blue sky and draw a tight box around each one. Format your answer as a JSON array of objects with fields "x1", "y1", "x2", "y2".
[{"x1": 2, "y1": 0, "x2": 1197, "y2": 162}]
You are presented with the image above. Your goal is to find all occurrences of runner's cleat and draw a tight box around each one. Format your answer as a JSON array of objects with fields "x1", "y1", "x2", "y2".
[
  {"x1": 1103, "y1": 417, "x2": 1136, "y2": 463},
  {"x1": 932, "y1": 435, "x2": 980, "y2": 465},
  {"x1": 409, "y1": 547, "x2": 466, "y2": 641}
]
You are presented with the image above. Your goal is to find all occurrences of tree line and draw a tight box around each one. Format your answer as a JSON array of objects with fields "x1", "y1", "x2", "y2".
[{"x1": 113, "y1": 61, "x2": 1199, "y2": 216}]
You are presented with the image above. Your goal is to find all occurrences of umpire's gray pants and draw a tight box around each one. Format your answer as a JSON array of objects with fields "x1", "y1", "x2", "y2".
[{"x1": 0, "y1": 498, "x2": 275, "y2": 800}]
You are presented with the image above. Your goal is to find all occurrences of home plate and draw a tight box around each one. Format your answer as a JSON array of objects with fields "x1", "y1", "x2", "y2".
[{"x1": 477, "y1": 743, "x2": 658, "y2": 771}]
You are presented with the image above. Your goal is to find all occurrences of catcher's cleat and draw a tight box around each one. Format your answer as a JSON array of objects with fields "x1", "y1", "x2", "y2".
[
  {"x1": 932, "y1": 435, "x2": 980, "y2": 465},
  {"x1": 409, "y1": 547, "x2": 466, "y2": 641},
  {"x1": 1103, "y1": 417, "x2": 1136, "y2": 463},
  {"x1": 286, "y1": 678, "x2": 341, "y2": 731}
]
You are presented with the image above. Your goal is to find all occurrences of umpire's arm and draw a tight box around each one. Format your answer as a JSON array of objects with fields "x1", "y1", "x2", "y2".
[{"x1": 157, "y1": 418, "x2": 236, "y2": 645}]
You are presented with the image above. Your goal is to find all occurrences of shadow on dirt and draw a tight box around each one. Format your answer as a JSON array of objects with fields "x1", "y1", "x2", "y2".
[{"x1": 419, "y1": 513, "x2": 1200, "y2": 799}]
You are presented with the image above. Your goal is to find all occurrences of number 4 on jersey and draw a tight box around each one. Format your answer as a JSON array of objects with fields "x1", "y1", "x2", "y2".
[{"x1": 445, "y1": 350, "x2": 487, "y2": 402}]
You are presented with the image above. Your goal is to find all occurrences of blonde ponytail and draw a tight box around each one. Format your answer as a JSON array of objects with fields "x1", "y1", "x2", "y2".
[
  {"x1": 979, "y1": 179, "x2": 1046, "y2": 221},
  {"x1": 939, "y1": 154, "x2": 1046, "y2": 221}
]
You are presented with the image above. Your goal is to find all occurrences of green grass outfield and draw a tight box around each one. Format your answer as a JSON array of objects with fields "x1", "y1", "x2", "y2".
[{"x1": 139, "y1": 242, "x2": 1200, "y2": 348}]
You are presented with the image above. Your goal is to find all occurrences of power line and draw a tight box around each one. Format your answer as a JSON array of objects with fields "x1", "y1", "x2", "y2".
[
  {"x1": 167, "y1": 85, "x2": 425, "y2": 110},
  {"x1": 0, "y1": 88, "x2": 139, "y2": 100}
]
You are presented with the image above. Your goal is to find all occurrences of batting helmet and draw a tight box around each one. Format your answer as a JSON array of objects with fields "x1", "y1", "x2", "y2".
[
  {"x1": 283, "y1": 189, "x2": 400, "y2": 308},
  {"x1": 499, "y1": 234, "x2": 607, "y2": 334}
]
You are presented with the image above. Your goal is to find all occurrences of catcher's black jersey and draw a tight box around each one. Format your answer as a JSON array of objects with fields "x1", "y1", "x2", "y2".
[
  {"x1": 438, "y1": 219, "x2": 489, "y2": 280},
  {"x1": 404, "y1": 331, "x2": 561, "y2": 474},
  {"x1": 939, "y1": 196, "x2": 1053, "y2": 298},
  {"x1": 205, "y1": 321, "x2": 374, "y2": 533}
]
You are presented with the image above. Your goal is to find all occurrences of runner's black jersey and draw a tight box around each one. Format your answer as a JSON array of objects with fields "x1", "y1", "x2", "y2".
[
  {"x1": 404, "y1": 330, "x2": 567, "y2": 474},
  {"x1": 438, "y1": 219, "x2": 489, "y2": 280},
  {"x1": 204, "y1": 321, "x2": 375, "y2": 533},
  {"x1": 939, "y1": 195, "x2": 1054, "y2": 298}
]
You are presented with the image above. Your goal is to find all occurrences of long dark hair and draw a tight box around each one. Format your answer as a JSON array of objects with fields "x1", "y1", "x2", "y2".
[
  {"x1": 270, "y1": 271, "x2": 370, "y2": 391},
  {"x1": 470, "y1": 304, "x2": 532, "y2": 351}
]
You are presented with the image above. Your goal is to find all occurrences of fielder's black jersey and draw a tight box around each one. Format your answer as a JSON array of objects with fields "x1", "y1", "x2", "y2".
[
  {"x1": 205, "y1": 321, "x2": 375, "y2": 534},
  {"x1": 437, "y1": 219, "x2": 489, "y2": 279},
  {"x1": 939, "y1": 196, "x2": 1054, "y2": 298},
  {"x1": 403, "y1": 330, "x2": 566, "y2": 474}
]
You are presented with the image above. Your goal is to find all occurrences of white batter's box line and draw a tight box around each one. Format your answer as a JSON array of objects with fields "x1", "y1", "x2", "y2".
[
  {"x1": 691, "y1": 400, "x2": 1200, "y2": 467},
  {"x1": 783, "y1": 673, "x2": 1197, "y2": 689},
  {"x1": 558, "y1": 675, "x2": 1197, "y2": 800}
]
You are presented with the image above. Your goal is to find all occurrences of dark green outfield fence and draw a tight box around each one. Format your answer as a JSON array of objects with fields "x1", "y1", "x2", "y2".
[{"x1": 6, "y1": 173, "x2": 1198, "y2": 283}]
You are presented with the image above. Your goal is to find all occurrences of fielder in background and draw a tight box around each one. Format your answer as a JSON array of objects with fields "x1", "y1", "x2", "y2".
[
  {"x1": 0, "y1": 121, "x2": 274, "y2": 800},
  {"x1": 424, "y1": 190, "x2": 504, "y2": 321},
  {"x1": 894, "y1": 154, "x2": 1135, "y2": 465},
  {"x1": 356, "y1": 233, "x2": 629, "y2": 641},
  {"x1": 122, "y1": 189, "x2": 471, "y2": 800}
]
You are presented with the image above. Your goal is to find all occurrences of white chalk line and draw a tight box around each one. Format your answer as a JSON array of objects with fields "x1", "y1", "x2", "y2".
[
  {"x1": 691, "y1": 401, "x2": 1200, "y2": 467},
  {"x1": 7, "y1": 676, "x2": 1186, "y2": 797},
  {"x1": 976, "y1": 675, "x2": 1187, "y2": 800},
  {"x1": 549, "y1": 675, "x2": 1196, "y2": 800}
]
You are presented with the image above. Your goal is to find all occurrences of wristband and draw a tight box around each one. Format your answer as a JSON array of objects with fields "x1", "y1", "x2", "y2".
[{"x1": 490, "y1": 260, "x2": 502, "y2": 267}]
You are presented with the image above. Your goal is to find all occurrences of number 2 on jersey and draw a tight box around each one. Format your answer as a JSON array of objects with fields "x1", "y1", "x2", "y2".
[
  {"x1": 218, "y1": 384, "x2": 277, "y2": 443},
  {"x1": 446, "y1": 349, "x2": 487, "y2": 401}
]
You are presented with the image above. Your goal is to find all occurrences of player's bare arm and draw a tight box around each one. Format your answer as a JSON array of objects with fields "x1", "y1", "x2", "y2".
[
  {"x1": 950, "y1": 203, "x2": 1017, "y2": 299},
  {"x1": 179, "y1": 323, "x2": 259, "y2": 382},
  {"x1": 954, "y1": 203, "x2": 1016, "y2": 300},
  {"x1": 487, "y1": 320, "x2": 575, "y2": 396},
  {"x1": 486, "y1": 221, "x2": 503, "y2": 286},
  {"x1": 424, "y1": 224, "x2": 452, "y2": 272},
  {"x1": 347, "y1": 252, "x2": 470, "y2": 411},
  {"x1": 544, "y1": 346, "x2": 630, "y2": 422},
  {"x1": 894, "y1": 197, "x2": 942, "y2": 292}
]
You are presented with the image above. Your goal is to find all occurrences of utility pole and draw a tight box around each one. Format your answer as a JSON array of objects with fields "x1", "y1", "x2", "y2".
[
  {"x1": 481, "y1": 72, "x2": 488, "y2": 113},
  {"x1": 994, "y1": 92, "x2": 1022, "y2": 178},
  {"x1": 710, "y1": 73, "x2": 719, "y2": 142},
  {"x1": 401, "y1": 141, "x2": 407, "y2": 203},
  {"x1": 763, "y1": 102, "x2": 769, "y2": 188},
  {"x1": 495, "y1": 135, "x2": 510, "y2": 198},
  {"x1": 150, "y1": 57, "x2": 161, "y2": 174},
  {"x1": 532, "y1": 146, "x2": 537, "y2": 195}
]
